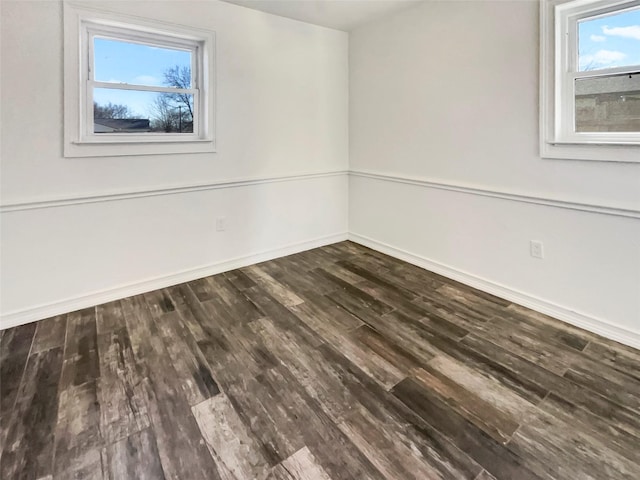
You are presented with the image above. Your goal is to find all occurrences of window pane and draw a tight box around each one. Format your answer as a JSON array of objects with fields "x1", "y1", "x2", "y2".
[
  {"x1": 94, "y1": 37, "x2": 192, "y2": 88},
  {"x1": 575, "y1": 73, "x2": 640, "y2": 132},
  {"x1": 578, "y1": 7, "x2": 640, "y2": 72},
  {"x1": 93, "y1": 88, "x2": 194, "y2": 133}
]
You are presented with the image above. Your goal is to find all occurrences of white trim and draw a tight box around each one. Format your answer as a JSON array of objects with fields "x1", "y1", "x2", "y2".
[
  {"x1": 63, "y1": 2, "x2": 216, "y2": 157},
  {"x1": 350, "y1": 170, "x2": 640, "y2": 219},
  {"x1": 4, "y1": 169, "x2": 635, "y2": 217},
  {"x1": 348, "y1": 233, "x2": 640, "y2": 350},
  {"x1": 0, "y1": 232, "x2": 348, "y2": 330},
  {"x1": 0, "y1": 170, "x2": 348, "y2": 212}
]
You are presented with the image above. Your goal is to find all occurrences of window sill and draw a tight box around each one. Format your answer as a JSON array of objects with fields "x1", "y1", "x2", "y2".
[
  {"x1": 74, "y1": 137, "x2": 213, "y2": 145},
  {"x1": 549, "y1": 140, "x2": 640, "y2": 146},
  {"x1": 65, "y1": 138, "x2": 216, "y2": 158},
  {"x1": 541, "y1": 140, "x2": 640, "y2": 163}
]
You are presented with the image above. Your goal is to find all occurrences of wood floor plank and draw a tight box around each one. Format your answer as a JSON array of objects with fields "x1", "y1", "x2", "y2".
[
  {"x1": 188, "y1": 277, "x2": 219, "y2": 303},
  {"x1": 164, "y1": 283, "x2": 217, "y2": 343},
  {"x1": 459, "y1": 333, "x2": 640, "y2": 435},
  {"x1": 106, "y1": 428, "x2": 166, "y2": 480},
  {"x1": 474, "y1": 470, "x2": 498, "y2": 480},
  {"x1": 507, "y1": 408, "x2": 640, "y2": 480},
  {"x1": 488, "y1": 309, "x2": 590, "y2": 354},
  {"x1": 249, "y1": 316, "x2": 359, "y2": 423},
  {"x1": 467, "y1": 318, "x2": 577, "y2": 376},
  {"x1": 192, "y1": 393, "x2": 271, "y2": 480},
  {"x1": 122, "y1": 295, "x2": 222, "y2": 480},
  {"x1": 54, "y1": 308, "x2": 105, "y2": 478},
  {"x1": 225, "y1": 369, "x2": 307, "y2": 467},
  {"x1": 279, "y1": 256, "x2": 342, "y2": 296},
  {"x1": 582, "y1": 340, "x2": 640, "y2": 381},
  {"x1": 286, "y1": 304, "x2": 404, "y2": 390},
  {"x1": 59, "y1": 307, "x2": 100, "y2": 389},
  {"x1": 269, "y1": 446, "x2": 334, "y2": 480},
  {"x1": 258, "y1": 260, "x2": 337, "y2": 299},
  {"x1": 200, "y1": 295, "x2": 278, "y2": 381},
  {"x1": 223, "y1": 269, "x2": 257, "y2": 291},
  {"x1": 410, "y1": 295, "x2": 492, "y2": 333},
  {"x1": 0, "y1": 347, "x2": 63, "y2": 480},
  {"x1": 142, "y1": 288, "x2": 176, "y2": 316},
  {"x1": 257, "y1": 366, "x2": 387, "y2": 480},
  {"x1": 338, "y1": 403, "x2": 461, "y2": 480},
  {"x1": 317, "y1": 342, "x2": 484, "y2": 480},
  {"x1": 362, "y1": 256, "x2": 440, "y2": 293},
  {"x1": 537, "y1": 392, "x2": 640, "y2": 464},
  {"x1": 31, "y1": 314, "x2": 67, "y2": 354},
  {"x1": 148, "y1": 307, "x2": 220, "y2": 406},
  {"x1": 96, "y1": 327, "x2": 150, "y2": 444},
  {"x1": 318, "y1": 268, "x2": 394, "y2": 317},
  {"x1": 243, "y1": 286, "x2": 323, "y2": 349},
  {"x1": 319, "y1": 242, "x2": 363, "y2": 260},
  {"x1": 355, "y1": 310, "x2": 437, "y2": 365},
  {"x1": 411, "y1": 366, "x2": 520, "y2": 444},
  {"x1": 349, "y1": 324, "x2": 422, "y2": 374},
  {"x1": 392, "y1": 377, "x2": 544, "y2": 480},
  {"x1": 96, "y1": 301, "x2": 126, "y2": 335},
  {"x1": 337, "y1": 260, "x2": 418, "y2": 301},
  {"x1": 563, "y1": 364, "x2": 640, "y2": 412},
  {"x1": 505, "y1": 304, "x2": 591, "y2": 351},
  {"x1": 427, "y1": 355, "x2": 538, "y2": 422},
  {"x1": 0, "y1": 321, "x2": 36, "y2": 422},
  {"x1": 288, "y1": 292, "x2": 364, "y2": 337},
  {"x1": 243, "y1": 265, "x2": 304, "y2": 308},
  {"x1": 437, "y1": 284, "x2": 511, "y2": 319},
  {"x1": 54, "y1": 381, "x2": 106, "y2": 479}
]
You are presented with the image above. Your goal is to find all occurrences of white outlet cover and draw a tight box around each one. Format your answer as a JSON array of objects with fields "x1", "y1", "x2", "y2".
[{"x1": 530, "y1": 240, "x2": 544, "y2": 259}]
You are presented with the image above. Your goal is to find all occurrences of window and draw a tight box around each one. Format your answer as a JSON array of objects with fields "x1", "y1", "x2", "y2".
[
  {"x1": 540, "y1": 0, "x2": 640, "y2": 161},
  {"x1": 64, "y1": 4, "x2": 215, "y2": 157}
]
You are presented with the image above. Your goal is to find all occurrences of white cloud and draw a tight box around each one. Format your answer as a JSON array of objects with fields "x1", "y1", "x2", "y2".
[
  {"x1": 579, "y1": 49, "x2": 627, "y2": 69},
  {"x1": 590, "y1": 34, "x2": 606, "y2": 42},
  {"x1": 133, "y1": 75, "x2": 159, "y2": 85},
  {"x1": 602, "y1": 25, "x2": 640, "y2": 40}
]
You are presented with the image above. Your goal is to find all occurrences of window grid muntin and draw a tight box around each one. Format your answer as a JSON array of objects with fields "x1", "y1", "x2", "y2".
[
  {"x1": 81, "y1": 21, "x2": 204, "y2": 141},
  {"x1": 555, "y1": 0, "x2": 640, "y2": 144}
]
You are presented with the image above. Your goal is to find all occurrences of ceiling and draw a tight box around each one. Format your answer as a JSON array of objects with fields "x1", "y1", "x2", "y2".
[{"x1": 220, "y1": 0, "x2": 423, "y2": 31}]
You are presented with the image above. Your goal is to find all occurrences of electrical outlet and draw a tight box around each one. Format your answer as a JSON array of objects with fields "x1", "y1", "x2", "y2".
[
  {"x1": 216, "y1": 216, "x2": 226, "y2": 232},
  {"x1": 530, "y1": 240, "x2": 544, "y2": 259}
]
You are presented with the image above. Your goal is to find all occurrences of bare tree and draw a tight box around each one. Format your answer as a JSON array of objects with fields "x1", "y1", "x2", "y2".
[
  {"x1": 149, "y1": 95, "x2": 179, "y2": 132},
  {"x1": 162, "y1": 66, "x2": 193, "y2": 119},
  {"x1": 94, "y1": 101, "x2": 133, "y2": 119},
  {"x1": 147, "y1": 65, "x2": 194, "y2": 132}
]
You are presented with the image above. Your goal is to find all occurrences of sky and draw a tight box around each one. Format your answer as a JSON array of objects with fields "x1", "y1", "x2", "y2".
[
  {"x1": 93, "y1": 37, "x2": 191, "y2": 119},
  {"x1": 578, "y1": 7, "x2": 640, "y2": 71}
]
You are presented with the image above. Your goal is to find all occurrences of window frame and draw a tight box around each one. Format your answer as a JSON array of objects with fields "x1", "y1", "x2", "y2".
[
  {"x1": 64, "y1": 3, "x2": 216, "y2": 157},
  {"x1": 540, "y1": 0, "x2": 640, "y2": 162}
]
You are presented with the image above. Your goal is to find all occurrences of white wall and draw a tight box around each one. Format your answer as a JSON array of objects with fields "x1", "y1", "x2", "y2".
[
  {"x1": 0, "y1": 0, "x2": 349, "y2": 326},
  {"x1": 349, "y1": 0, "x2": 640, "y2": 347},
  {"x1": 2, "y1": 0, "x2": 639, "y2": 350}
]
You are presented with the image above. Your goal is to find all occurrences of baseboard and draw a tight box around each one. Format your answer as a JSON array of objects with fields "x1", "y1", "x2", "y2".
[
  {"x1": 348, "y1": 232, "x2": 640, "y2": 350},
  {"x1": 0, "y1": 232, "x2": 348, "y2": 330},
  {"x1": 6, "y1": 229, "x2": 638, "y2": 351}
]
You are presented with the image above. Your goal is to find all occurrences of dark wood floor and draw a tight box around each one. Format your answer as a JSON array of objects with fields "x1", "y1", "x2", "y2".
[{"x1": 2, "y1": 241, "x2": 640, "y2": 480}]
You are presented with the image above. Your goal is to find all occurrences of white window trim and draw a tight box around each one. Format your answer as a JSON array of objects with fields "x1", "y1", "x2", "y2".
[
  {"x1": 540, "y1": 0, "x2": 640, "y2": 162},
  {"x1": 64, "y1": 3, "x2": 216, "y2": 157}
]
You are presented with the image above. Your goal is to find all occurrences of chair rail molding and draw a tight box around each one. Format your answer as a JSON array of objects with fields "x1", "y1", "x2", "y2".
[
  {"x1": 350, "y1": 170, "x2": 640, "y2": 219},
  {"x1": 0, "y1": 170, "x2": 349, "y2": 212}
]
